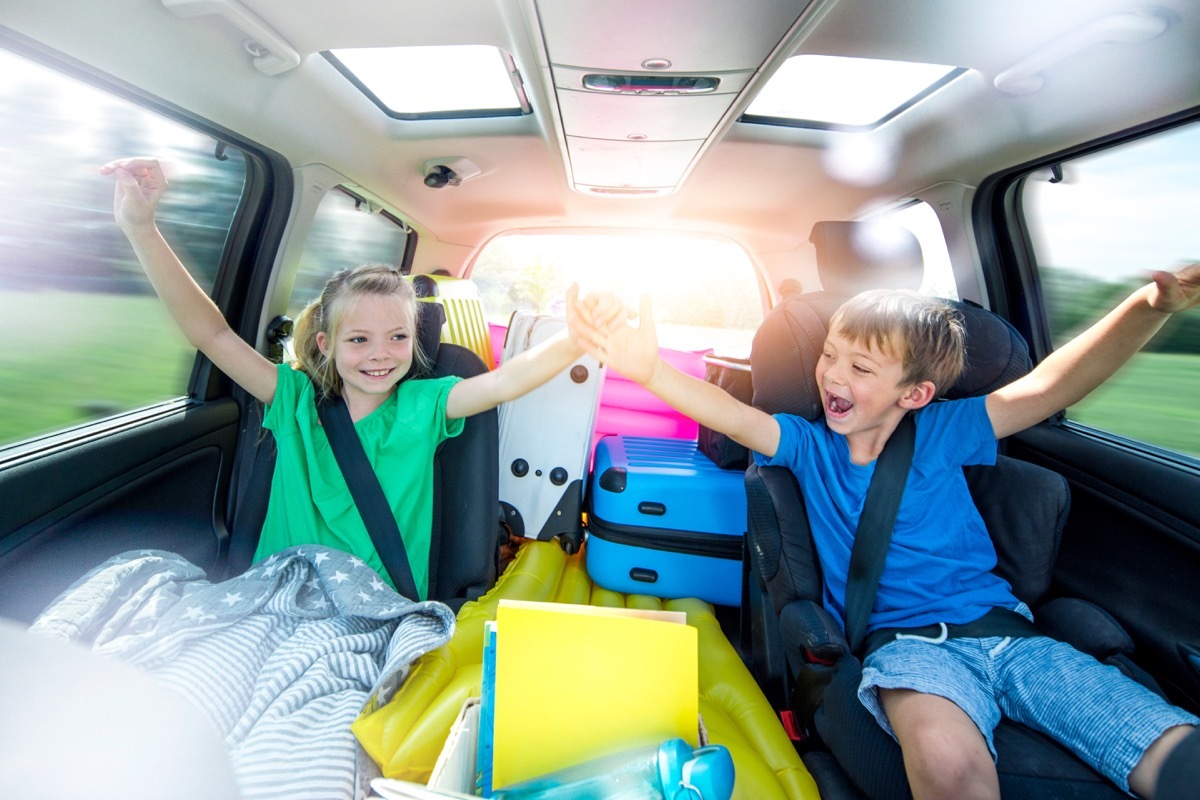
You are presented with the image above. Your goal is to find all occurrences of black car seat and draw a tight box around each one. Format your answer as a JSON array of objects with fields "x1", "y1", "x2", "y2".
[
  {"x1": 742, "y1": 220, "x2": 1159, "y2": 799},
  {"x1": 227, "y1": 284, "x2": 501, "y2": 610}
]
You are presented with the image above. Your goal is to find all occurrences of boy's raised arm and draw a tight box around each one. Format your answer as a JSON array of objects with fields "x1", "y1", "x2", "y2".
[
  {"x1": 596, "y1": 295, "x2": 781, "y2": 458},
  {"x1": 987, "y1": 263, "x2": 1200, "y2": 440},
  {"x1": 102, "y1": 158, "x2": 278, "y2": 405}
]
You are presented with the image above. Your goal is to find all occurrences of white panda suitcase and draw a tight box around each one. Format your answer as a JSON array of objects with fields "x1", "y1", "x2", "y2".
[{"x1": 497, "y1": 311, "x2": 605, "y2": 552}]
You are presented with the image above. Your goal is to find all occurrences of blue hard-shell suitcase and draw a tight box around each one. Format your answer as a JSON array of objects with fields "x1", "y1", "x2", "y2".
[{"x1": 586, "y1": 435, "x2": 746, "y2": 606}]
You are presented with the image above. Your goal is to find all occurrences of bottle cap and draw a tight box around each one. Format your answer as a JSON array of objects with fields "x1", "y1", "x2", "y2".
[
  {"x1": 656, "y1": 738, "x2": 695, "y2": 796},
  {"x1": 660, "y1": 740, "x2": 734, "y2": 800}
]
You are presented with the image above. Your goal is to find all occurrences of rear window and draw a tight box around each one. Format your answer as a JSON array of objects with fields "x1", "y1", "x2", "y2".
[{"x1": 470, "y1": 232, "x2": 764, "y2": 353}]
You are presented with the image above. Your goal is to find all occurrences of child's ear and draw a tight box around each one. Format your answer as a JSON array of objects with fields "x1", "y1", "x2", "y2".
[
  {"x1": 316, "y1": 331, "x2": 331, "y2": 358},
  {"x1": 899, "y1": 380, "x2": 937, "y2": 410}
]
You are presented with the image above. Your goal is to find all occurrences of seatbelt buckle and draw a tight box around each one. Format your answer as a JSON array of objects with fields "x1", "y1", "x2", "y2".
[
  {"x1": 779, "y1": 709, "x2": 803, "y2": 741},
  {"x1": 804, "y1": 648, "x2": 837, "y2": 666}
]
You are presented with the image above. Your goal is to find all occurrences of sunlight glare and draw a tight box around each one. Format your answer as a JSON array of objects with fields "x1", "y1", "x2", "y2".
[{"x1": 823, "y1": 128, "x2": 900, "y2": 186}]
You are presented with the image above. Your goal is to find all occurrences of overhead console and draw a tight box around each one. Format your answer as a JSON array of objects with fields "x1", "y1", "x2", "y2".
[{"x1": 527, "y1": 0, "x2": 815, "y2": 196}]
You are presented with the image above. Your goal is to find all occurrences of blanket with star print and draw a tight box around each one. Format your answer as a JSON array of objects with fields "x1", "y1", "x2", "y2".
[{"x1": 29, "y1": 545, "x2": 456, "y2": 800}]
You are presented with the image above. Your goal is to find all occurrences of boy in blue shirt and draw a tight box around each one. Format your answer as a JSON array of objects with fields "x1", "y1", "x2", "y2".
[{"x1": 590, "y1": 264, "x2": 1200, "y2": 799}]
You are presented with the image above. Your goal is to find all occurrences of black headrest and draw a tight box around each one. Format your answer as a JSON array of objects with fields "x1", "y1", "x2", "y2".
[
  {"x1": 750, "y1": 293, "x2": 1031, "y2": 420},
  {"x1": 751, "y1": 295, "x2": 825, "y2": 419},
  {"x1": 408, "y1": 274, "x2": 446, "y2": 377},
  {"x1": 942, "y1": 299, "x2": 1032, "y2": 399},
  {"x1": 809, "y1": 220, "x2": 923, "y2": 295}
]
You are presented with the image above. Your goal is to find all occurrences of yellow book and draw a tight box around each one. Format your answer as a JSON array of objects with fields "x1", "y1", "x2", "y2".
[{"x1": 489, "y1": 599, "x2": 698, "y2": 790}]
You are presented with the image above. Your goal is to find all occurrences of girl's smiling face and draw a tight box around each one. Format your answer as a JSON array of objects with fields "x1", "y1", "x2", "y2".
[{"x1": 317, "y1": 292, "x2": 415, "y2": 417}]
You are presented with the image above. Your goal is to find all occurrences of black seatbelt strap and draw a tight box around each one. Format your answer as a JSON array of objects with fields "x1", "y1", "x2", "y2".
[
  {"x1": 843, "y1": 413, "x2": 916, "y2": 656},
  {"x1": 316, "y1": 391, "x2": 421, "y2": 601}
]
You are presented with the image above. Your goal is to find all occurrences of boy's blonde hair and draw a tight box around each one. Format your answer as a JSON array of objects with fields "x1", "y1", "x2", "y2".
[
  {"x1": 830, "y1": 289, "x2": 965, "y2": 399},
  {"x1": 292, "y1": 264, "x2": 429, "y2": 397}
]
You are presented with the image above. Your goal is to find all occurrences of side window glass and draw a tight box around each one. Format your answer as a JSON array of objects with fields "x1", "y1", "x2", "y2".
[
  {"x1": 1022, "y1": 122, "x2": 1200, "y2": 458},
  {"x1": 885, "y1": 201, "x2": 958, "y2": 300},
  {"x1": 287, "y1": 189, "x2": 413, "y2": 318},
  {"x1": 0, "y1": 48, "x2": 246, "y2": 449}
]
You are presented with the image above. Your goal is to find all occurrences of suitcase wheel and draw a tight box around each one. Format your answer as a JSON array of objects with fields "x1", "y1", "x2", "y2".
[{"x1": 557, "y1": 530, "x2": 584, "y2": 555}]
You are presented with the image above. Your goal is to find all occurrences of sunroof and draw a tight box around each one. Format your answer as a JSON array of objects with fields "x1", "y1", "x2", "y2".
[
  {"x1": 323, "y1": 45, "x2": 529, "y2": 120},
  {"x1": 743, "y1": 54, "x2": 963, "y2": 129}
]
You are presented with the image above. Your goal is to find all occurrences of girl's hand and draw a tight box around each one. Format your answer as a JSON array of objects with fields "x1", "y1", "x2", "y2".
[
  {"x1": 593, "y1": 294, "x2": 660, "y2": 385},
  {"x1": 1148, "y1": 262, "x2": 1200, "y2": 314},
  {"x1": 100, "y1": 157, "x2": 168, "y2": 233},
  {"x1": 565, "y1": 284, "x2": 631, "y2": 355}
]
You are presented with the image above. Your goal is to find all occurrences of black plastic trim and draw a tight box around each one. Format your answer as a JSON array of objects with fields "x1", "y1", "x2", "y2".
[{"x1": 588, "y1": 515, "x2": 743, "y2": 561}]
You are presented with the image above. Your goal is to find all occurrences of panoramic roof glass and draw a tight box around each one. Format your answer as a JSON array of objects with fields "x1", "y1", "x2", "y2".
[
  {"x1": 743, "y1": 54, "x2": 963, "y2": 129},
  {"x1": 324, "y1": 45, "x2": 528, "y2": 119}
]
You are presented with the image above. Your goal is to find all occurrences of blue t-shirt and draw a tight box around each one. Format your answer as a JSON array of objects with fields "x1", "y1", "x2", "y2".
[{"x1": 754, "y1": 395, "x2": 1018, "y2": 632}]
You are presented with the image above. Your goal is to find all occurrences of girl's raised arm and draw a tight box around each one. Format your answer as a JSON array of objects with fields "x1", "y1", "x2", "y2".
[{"x1": 101, "y1": 158, "x2": 278, "y2": 405}]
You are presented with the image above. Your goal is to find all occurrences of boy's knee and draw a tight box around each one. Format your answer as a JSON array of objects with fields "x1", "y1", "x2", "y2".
[
  {"x1": 902, "y1": 727, "x2": 997, "y2": 800},
  {"x1": 881, "y1": 688, "x2": 1000, "y2": 798}
]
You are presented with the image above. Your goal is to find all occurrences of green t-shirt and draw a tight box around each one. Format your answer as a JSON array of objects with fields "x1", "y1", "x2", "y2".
[{"x1": 252, "y1": 363, "x2": 465, "y2": 599}]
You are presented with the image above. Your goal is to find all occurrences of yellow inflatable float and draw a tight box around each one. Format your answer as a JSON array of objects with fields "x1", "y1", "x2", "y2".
[{"x1": 353, "y1": 541, "x2": 819, "y2": 800}]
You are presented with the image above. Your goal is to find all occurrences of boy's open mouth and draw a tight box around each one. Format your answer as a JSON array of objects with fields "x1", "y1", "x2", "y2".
[{"x1": 826, "y1": 393, "x2": 853, "y2": 416}]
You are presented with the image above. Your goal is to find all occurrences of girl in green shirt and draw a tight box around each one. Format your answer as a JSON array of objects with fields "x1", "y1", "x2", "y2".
[{"x1": 102, "y1": 157, "x2": 620, "y2": 597}]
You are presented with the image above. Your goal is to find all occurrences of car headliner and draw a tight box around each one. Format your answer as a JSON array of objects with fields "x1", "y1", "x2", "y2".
[{"x1": 4, "y1": 0, "x2": 1198, "y2": 286}]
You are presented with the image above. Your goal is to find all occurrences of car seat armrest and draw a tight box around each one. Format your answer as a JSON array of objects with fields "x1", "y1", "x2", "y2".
[
  {"x1": 780, "y1": 599, "x2": 848, "y2": 666},
  {"x1": 1035, "y1": 596, "x2": 1135, "y2": 659}
]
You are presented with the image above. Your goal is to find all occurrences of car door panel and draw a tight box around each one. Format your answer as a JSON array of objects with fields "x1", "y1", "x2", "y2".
[
  {"x1": 1009, "y1": 422, "x2": 1200, "y2": 712},
  {"x1": 0, "y1": 400, "x2": 239, "y2": 624}
]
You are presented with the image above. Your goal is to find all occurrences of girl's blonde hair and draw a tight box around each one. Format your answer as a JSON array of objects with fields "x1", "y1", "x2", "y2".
[
  {"x1": 291, "y1": 264, "x2": 429, "y2": 397},
  {"x1": 830, "y1": 289, "x2": 965, "y2": 399}
]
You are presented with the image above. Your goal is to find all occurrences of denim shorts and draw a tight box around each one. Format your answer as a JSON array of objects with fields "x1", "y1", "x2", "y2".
[{"x1": 859, "y1": 616, "x2": 1200, "y2": 792}]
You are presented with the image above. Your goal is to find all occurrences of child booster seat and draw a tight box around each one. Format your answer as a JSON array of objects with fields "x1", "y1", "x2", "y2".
[{"x1": 742, "y1": 220, "x2": 1158, "y2": 799}]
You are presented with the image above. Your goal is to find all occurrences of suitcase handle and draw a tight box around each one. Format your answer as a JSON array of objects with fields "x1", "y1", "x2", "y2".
[{"x1": 637, "y1": 501, "x2": 666, "y2": 516}]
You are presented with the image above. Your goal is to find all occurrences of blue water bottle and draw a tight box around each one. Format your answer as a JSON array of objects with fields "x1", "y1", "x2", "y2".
[{"x1": 488, "y1": 738, "x2": 734, "y2": 800}]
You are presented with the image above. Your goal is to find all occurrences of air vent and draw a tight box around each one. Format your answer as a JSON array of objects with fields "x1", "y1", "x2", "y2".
[
  {"x1": 583, "y1": 186, "x2": 672, "y2": 196},
  {"x1": 582, "y1": 74, "x2": 720, "y2": 95}
]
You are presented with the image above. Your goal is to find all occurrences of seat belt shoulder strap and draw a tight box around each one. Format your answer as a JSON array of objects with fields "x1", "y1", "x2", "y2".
[
  {"x1": 316, "y1": 392, "x2": 421, "y2": 601},
  {"x1": 843, "y1": 413, "x2": 916, "y2": 656}
]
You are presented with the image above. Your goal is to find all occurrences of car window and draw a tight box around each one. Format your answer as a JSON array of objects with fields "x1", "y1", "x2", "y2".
[
  {"x1": 0, "y1": 47, "x2": 246, "y2": 449},
  {"x1": 885, "y1": 201, "x2": 958, "y2": 300},
  {"x1": 470, "y1": 232, "x2": 764, "y2": 354},
  {"x1": 286, "y1": 188, "x2": 414, "y2": 319},
  {"x1": 1022, "y1": 121, "x2": 1200, "y2": 458}
]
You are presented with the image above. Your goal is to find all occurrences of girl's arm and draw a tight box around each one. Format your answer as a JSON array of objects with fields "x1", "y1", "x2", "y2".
[
  {"x1": 446, "y1": 329, "x2": 582, "y2": 419},
  {"x1": 102, "y1": 158, "x2": 278, "y2": 405},
  {"x1": 444, "y1": 284, "x2": 614, "y2": 419},
  {"x1": 987, "y1": 263, "x2": 1200, "y2": 440},
  {"x1": 594, "y1": 295, "x2": 781, "y2": 457}
]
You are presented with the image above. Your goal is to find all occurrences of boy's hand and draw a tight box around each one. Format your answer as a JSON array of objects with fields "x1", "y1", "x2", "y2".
[
  {"x1": 100, "y1": 157, "x2": 167, "y2": 233},
  {"x1": 1147, "y1": 263, "x2": 1200, "y2": 314},
  {"x1": 566, "y1": 284, "x2": 631, "y2": 354},
  {"x1": 594, "y1": 294, "x2": 660, "y2": 384}
]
